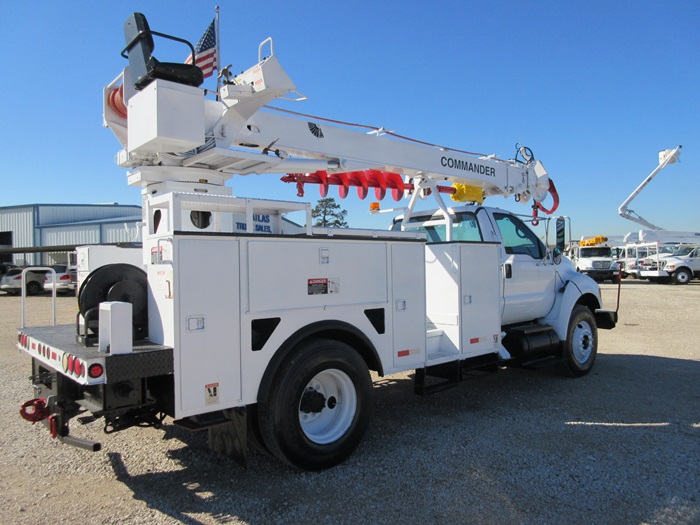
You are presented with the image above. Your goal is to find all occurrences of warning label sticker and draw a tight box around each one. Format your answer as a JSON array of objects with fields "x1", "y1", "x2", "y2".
[
  {"x1": 205, "y1": 383, "x2": 219, "y2": 405},
  {"x1": 308, "y1": 278, "x2": 340, "y2": 295}
]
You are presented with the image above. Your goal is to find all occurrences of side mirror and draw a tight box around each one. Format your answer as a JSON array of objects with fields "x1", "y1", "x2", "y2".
[{"x1": 555, "y1": 217, "x2": 566, "y2": 254}]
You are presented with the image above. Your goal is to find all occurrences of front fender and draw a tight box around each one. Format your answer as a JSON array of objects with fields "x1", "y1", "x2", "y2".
[{"x1": 540, "y1": 272, "x2": 602, "y2": 341}]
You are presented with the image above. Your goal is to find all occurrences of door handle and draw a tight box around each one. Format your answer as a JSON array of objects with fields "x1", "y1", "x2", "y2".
[{"x1": 505, "y1": 263, "x2": 512, "y2": 279}]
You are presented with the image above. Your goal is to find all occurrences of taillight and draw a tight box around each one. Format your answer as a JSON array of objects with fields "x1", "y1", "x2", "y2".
[
  {"x1": 88, "y1": 364, "x2": 104, "y2": 379},
  {"x1": 59, "y1": 274, "x2": 70, "y2": 281},
  {"x1": 73, "y1": 358, "x2": 84, "y2": 377}
]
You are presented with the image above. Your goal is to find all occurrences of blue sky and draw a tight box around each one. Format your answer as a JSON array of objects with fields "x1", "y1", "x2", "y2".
[{"x1": 1, "y1": 1, "x2": 697, "y2": 239}]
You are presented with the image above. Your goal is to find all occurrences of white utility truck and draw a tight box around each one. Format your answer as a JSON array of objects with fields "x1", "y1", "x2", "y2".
[
  {"x1": 17, "y1": 13, "x2": 617, "y2": 470},
  {"x1": 639, "y1": 244, "x2": 700, "y2": 284},
  {"x1": 567, "y1": 236, "x2": 619, "y2": 283}
]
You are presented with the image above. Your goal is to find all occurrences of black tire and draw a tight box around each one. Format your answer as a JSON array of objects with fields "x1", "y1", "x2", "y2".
[
  {"x1": 26, "y1": 281, "x2": 41, "y2": 296},
  {"x1": 258, "y1": 338, "x2": 373, "y2": 470},
  {"x1": 558, "y1": 305, "x2": 597, "y2": 377},
  {"x1": 672, "y1": 268, "x2": 692, "y2": 285}
]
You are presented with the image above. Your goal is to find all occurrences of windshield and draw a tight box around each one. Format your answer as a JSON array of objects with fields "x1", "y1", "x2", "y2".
[
  {"x1": 580, "y1": 247, "x2": 612, "y2": 258},
  {"x1": 673, "y1": 246, "x2": 695, "y2": 257},
  {"x1": 391, "y1": 211, "x2": 482, "y2": 243}
]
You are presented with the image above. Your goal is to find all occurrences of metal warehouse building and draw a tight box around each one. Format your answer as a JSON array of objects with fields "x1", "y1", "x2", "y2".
[{"x1": 0, "y1": 204, "x2": 141, "y2": 266}]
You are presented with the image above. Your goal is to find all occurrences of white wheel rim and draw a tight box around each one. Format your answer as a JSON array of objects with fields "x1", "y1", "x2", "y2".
[
  {"x1": 572, "y1": 320, "x2": 594, "y2": 364},
  {"x1": 298, "y1": 369, "x2": 357, "y2": 445},
  {"x1": 677, "y1": 272, "x2": 689, "y2": 283}
]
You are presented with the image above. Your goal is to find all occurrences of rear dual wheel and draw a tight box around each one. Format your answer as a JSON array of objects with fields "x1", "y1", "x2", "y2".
[{"x1": 258, "y1": 338, "x2": 372, "y2": 470}]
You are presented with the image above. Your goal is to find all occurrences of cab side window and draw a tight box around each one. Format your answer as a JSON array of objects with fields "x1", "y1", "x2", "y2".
[
  {"x1": 493, "y1": 213, "x2": 545, "y2": 259},
  {"x1": 391, "y1": 212, "x2": 482, "y2": 243}
]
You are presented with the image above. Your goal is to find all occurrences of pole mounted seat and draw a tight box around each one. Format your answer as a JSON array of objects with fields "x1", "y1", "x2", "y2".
[{"x1": 122, "y1": 12, "x2": 204, "y2": 90}]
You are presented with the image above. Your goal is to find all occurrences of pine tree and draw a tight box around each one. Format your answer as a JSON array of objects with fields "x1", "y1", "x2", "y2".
[{"x1": 312, "y1": 197, "x2": 349, "y2": 228}]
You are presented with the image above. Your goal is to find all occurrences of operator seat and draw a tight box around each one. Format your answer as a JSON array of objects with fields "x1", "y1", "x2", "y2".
[{"x1": 122, "y1": 12, "x2": 204, "y2": 91}]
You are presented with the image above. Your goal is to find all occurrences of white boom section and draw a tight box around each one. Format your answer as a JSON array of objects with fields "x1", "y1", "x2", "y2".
[
  {"x1": 104, "y1": 39, "x2": 552, "y2": 215},
  {"x1": 617, "y1": 146, "x2": 682, "y2": 230}
]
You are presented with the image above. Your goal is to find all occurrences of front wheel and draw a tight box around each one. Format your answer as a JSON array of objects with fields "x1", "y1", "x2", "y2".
[
  {"x1": 558, "y1": 305, "x2": 597, "y2": 377},
  {"x1": 672, "y1": 268, "x2": 692, "y2": 285},
  {"x1": 258, "y1": 338, "x2": 373, "y2": 470}
]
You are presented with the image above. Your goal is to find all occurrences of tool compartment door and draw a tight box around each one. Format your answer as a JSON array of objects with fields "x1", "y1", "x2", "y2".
[
  {"x1": 459, "y1": 243, "x2": 501, "y2": 355},
  {"x1": 175, "y1": 237, "x2": 241, "y2": 417},
  {"x1": 391, "y1": 242, "x2": 426, "y2": 368}
]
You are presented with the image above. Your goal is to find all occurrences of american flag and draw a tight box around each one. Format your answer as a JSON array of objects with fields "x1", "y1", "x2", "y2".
[{"x1": 185, "y1": 19, "x2": 217, "y2": 79}]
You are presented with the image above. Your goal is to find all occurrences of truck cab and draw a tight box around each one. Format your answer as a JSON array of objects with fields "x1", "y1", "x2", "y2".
[
  {"x1": 568, "y1": 241, "x2": 618, "y2": 283},
  {"x1": 392, "y1": 206, "x2": 609, "y2": 339}
]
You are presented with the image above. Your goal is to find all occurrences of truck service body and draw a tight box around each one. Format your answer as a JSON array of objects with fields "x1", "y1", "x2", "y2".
[{"x1": 17, "y1": 13, "x2": 617, "y2": 470}]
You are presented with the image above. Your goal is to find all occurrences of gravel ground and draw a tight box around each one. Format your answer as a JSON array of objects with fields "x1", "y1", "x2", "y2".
[{"x1": 0, "y1": 282, "x2": 698, "y2": 524}]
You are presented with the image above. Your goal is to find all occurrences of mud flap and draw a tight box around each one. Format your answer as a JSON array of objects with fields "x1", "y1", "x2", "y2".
[{"x1": 207, "y1": 407, "x2": 247, "y2": 468}]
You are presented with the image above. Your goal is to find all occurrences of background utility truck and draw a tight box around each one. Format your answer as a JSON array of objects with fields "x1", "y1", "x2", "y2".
[
  {"x1": 639, "y1": 244, "x2": 700, "y2": 284},
  {"x1": 17, "y1": 13, "x2": 617, "y2": 471},
  {"x1": 567, "y1": 236, "x2": 619, "y2": 283}
]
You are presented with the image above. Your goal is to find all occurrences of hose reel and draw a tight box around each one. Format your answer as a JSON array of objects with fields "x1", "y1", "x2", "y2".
[{"x1": 78, "y1": 263, "x2": 149, "y2": 341}]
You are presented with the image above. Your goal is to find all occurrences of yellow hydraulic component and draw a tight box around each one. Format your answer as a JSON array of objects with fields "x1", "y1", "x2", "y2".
[
  {"x1": 580, "y1": 235, "x2": 608, "y2": 247},
  {"x1": 451, "y1": 183, "x2": 484, "y2": 204}
]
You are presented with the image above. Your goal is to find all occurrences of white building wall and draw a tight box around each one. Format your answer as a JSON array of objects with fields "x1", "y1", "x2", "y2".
[
  {"x1": 37, "y1": 205, "x2": 142, "y2": 226},
  {"x1": 0, "y1": 204, "x2": 142, "y2": 266},
  {"x1": 0, "y1": 206, "x2": 36, "y2": 264},
  {"x1": 0, "y1": 206, "x2": 35, "y2": 247},
  {"x1": 41, "y1": 225, "x2": 101, "y2": 246}
]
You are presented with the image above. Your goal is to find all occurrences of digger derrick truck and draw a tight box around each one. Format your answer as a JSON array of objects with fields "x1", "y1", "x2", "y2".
[{"x1": 17, "y1": 13, "x2": 617, "y2": 470}]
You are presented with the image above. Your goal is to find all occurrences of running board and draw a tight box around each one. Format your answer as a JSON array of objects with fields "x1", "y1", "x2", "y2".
[{"x1": 414, "y1": 354, "x2": 500, "y2": 396}]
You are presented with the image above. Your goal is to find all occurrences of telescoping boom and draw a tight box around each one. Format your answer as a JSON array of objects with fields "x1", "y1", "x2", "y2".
[{"x1": 104, "y1": 21, "x2": 558, "y2": 234}]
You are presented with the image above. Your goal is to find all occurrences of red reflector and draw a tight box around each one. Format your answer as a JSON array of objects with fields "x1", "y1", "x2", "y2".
[
  {"x1": 470, "y1": 337, "x2": 479, "y2": 344},
  {"x1": 48, "y1": 415, "x2": 58, "y2": 439},
  {"x1": 88, "y1": 363, "x2": 104, "y2": 379},
  {"x1": 397, "y1": 350, "x2": 410, "y2": 357}
]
